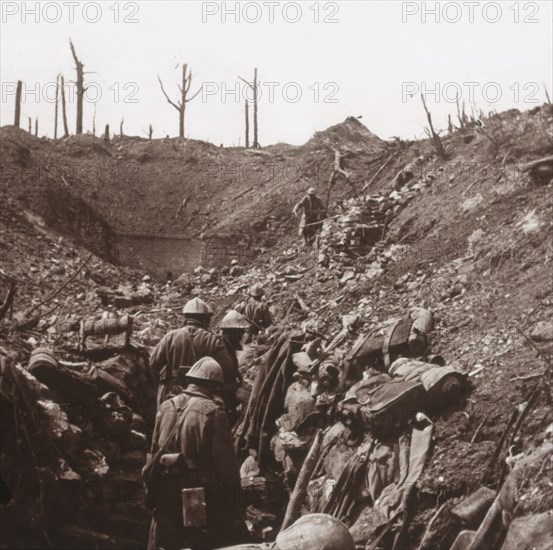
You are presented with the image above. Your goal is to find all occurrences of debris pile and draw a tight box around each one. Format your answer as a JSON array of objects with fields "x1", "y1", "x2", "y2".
[
  {"x1": 0, "y1": 324, "x2": 154, "y2": 548},
  {"x1": 318, "y1": 195, "x2": 394, "y2": 269}
]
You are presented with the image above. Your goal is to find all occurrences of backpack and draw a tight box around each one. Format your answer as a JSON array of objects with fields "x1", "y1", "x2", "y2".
[
  {"x1": 142, "y1": 402, "x2": 191, "y2": 509},
  {"x1": 366, "y1": 380, "x2": 424, "y2": 438}
]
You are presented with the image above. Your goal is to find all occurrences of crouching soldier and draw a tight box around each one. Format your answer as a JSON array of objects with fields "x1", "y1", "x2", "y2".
[
  {"x1": 144, "y1": 357, "x2": 249, "y2": 550},
  {"x1": 149, "y1": 297, "x2": 239, "y2": 408},
  {"x1": 243, "y1": 285, "x2": 272, "y2": 343}
]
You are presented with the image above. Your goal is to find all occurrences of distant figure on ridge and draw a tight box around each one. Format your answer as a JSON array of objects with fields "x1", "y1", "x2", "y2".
[{"x1": 293, "y1": 187, "x2": 326, "y2": 246}]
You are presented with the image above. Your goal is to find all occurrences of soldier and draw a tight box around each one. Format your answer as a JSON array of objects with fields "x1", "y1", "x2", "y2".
[
  {"x1": 220, "y1": 310, "x2": 250, "y2": 354},
  {"x1": 292, "y1": 187, "x2": 326, "y2": 245},
  {"x1": 243, "y1": 285, "x2": 272, "y2": 342},
  {"x1": 145, "y1": 357, "x2": 248, "y2": 550},
  {"x1": 149, "y1": 297, "x2": 239, "y2": 407}
]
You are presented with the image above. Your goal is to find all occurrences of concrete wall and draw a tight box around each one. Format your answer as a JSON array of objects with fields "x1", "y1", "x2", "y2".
[{"x1": 113, "y1": 232, "x2": 202, "y2": 278}]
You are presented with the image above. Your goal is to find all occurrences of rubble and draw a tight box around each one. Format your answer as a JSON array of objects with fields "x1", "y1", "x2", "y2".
[{"x1": 1, "y1": 105, "x2": 552, "y2": 548}]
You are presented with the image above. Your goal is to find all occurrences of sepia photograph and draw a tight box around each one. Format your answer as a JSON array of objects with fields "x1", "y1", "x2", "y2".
[{"x1": 1, "y1": 1, "x2": 552, "y2": 548}]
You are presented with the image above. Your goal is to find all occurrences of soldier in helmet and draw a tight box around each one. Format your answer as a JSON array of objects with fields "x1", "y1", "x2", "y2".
[
  {"x1": 149, "y1": 297, "x2": 239, "y2": 407},
  {"x1": 243, "y1": 285, "x2": 272, "y2": 343},
  {"x1": 292, "y1": 187, "x2": 326, "y2": 245},
  {"x1": 146, "y1": 357, "x2": 248, "y2": 550},
  {"x1": 220, "y1": 310, "x2": 250, "y2": 353}
]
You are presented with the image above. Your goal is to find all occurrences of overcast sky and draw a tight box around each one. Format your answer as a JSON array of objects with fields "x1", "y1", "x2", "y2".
[{"x1": 1, "y1": 1, "x2": 551, "y2": 145}]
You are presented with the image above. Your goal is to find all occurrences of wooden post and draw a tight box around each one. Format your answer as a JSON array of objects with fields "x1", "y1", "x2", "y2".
[
  {"x1": 104, "y1": 124, "x2": 110, "y2": 143},
  {"x1": 14, "y1": 80, "x2": 22, "y2": 127},
  {"x1": 149, "y1": 123, "x2": 153, "y2": 139},
  {"x1": 28, "y1": 117, "x2": 31, "y2": 133},
  {"x1": 120, "y1": 118, "x2": 124, "y2": 137},
  {"x1": 281, "y1": 429, "x2": 323, "y2": 530},
  {"x1": 34, "y1": 117, "x2": 38, "y2": 136}
]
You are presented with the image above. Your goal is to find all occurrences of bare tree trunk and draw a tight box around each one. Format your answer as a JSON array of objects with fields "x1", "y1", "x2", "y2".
[
  {"x1": 14, "y1": 80, "x2": 22, "y2": 127},
  {"x1": 92, "y1": 103, "x2": 96, "y2": 138},
  {"x1": 120, "y1": 118, "x2": 124, "y2": 137},
  {"x1": 69, "y1": 39, "x2": 85, "y2": 134},
  {"x1": 34, "y1": 117, "x2": 38, "y2": 136},
  {"x1": 253, "y1": 67, "x2": 259, "y2": 147},
  {"x1": 179, "y1": 105, "x2": 185, "y2": 138},
  {"x1": 148, "y1": 124, "x2": 153, "y2": 139},
  {"x1": 456, "y1": 95, "x2": 464, "y2": 128},
  {"x1": 245, "y1": 100, "x2": 249, "y2": 148},
  {"x1": 60, "y1": 75, "x2": 69, "y2": 137},
  {"x1": 54, "y1": 74, "x2": 60, "y2": 139},
  {"x1": 447, "y1": 114, "x2": 453, "y2": 134},
  {"x1": 239, "y1": 68, "x2": 260, "y2": 148},
  {"x1": 421, "y1": 94, "x2": 447, "y2": 160},
  {"x1": 104, "y1": 124, "x2": 110, "y2": 143},
  {"x1": 158, "y1": 63, "x2": 202, "y2": 138},
  {"x1": 544, "y1": 82, "x2": 552, "y2": 105},
  {"x1": 28, "y1": 117, "x2": 31, "y2": 133}
]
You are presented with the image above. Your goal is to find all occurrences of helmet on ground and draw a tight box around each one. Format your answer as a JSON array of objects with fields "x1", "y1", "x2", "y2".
[
  {"x1": 249, "y1": 284, "x2": 264, "y2": 297},
  {"x1": 220, "y1": 310, "x2": 249, "y2": 330},
  {"x1": 186, "y1": 357, "x2": 224, "y2": 386},
  {"x1": 142, "y1": 275, "x2": 151, "y2": 282},
  {"x1": 183, "y1": 297, "x2": 213, "y2": 316},
  {"x1": 230, "y1": 259, "x2": 239, "y2": 266},
  {"x1": 307, "y1": 187, "x2": 316, "y2": 195},
  {"x1": 276, "y1": 513, "x2": 355, "y2": 550}
]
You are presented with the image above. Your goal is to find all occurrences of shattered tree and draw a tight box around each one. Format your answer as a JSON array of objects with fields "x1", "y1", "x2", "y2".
[
  {"x1": 239, "y1": 68, "x2": 260, "y2": 148},
  {"x1": 69, "y1": 39, "x2": 85, "y2": 135},
  {"x1": 158, "y1": 63, "x2": 202, "y2": 138}
]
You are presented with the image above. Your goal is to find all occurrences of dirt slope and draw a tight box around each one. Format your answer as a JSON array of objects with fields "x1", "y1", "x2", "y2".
[{"x1": 1, "y1": 104, "x2": 552, "y2": 549}]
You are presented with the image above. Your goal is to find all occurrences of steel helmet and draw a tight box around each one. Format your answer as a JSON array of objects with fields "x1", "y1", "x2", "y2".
[
  {"x1": 307, "y1": 187, "x2": 316, "y2": 195},
  {"x1": 249, "y1": 284, "x2": 265, "y2": 297},
  {"x1": 182, "y1": 297, "x2": 213, "y2": 316},
  {"x1": 276, "y1": 513, "x2": 355, "y2": 550},
  {"x1": 186, "y1": 357, "x2": 224, "y2": 386},
  {"x1": 220, "y1": 310, "x2": 249, "y2": 330}
]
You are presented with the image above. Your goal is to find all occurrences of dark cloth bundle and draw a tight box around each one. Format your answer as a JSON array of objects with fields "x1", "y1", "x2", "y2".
[{"x1": 235, "y1": 332, "x2": 304, "y2": 469}]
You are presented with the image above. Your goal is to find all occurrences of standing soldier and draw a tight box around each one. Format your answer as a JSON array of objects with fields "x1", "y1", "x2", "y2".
[
  {"x1": 145, "y1": 357, "x2": 248, "y2": 550},
  {"x1": 149, "y1": 297, "x2": 239, "y2": 407},
  {"x1": 220, "y1": 310, "x2": 250, "y2": 355},
  {"x1": 243, "y1": 285, "x2": 272, "y2": 342},
  {"x1": 292, "y1": 187, "x2": 326, "y2": 245}
]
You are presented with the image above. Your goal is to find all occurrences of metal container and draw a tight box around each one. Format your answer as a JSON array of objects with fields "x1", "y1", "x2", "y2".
[{"x1": 181, "y1": 487, "x2": 206, "y2": 527}]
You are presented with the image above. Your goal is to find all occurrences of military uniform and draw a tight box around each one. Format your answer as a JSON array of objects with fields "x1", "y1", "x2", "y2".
[
  {"x1": 147, "y1": 387, "x2": 247, "y2": 550},
  {"x1": 150, "y1": 319, "x2": 238, "y2": 406},
  {"x1": 244, "y1": 298, "x2": 272, "y2": 338},
  {"x1": 293, "y1": 193, "x2": 325, "y2": 243}
]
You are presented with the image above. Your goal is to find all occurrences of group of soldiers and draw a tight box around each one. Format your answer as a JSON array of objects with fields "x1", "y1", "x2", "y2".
[{"x1": 144, "y1": 286, "x2": 272, "y2": 550}]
